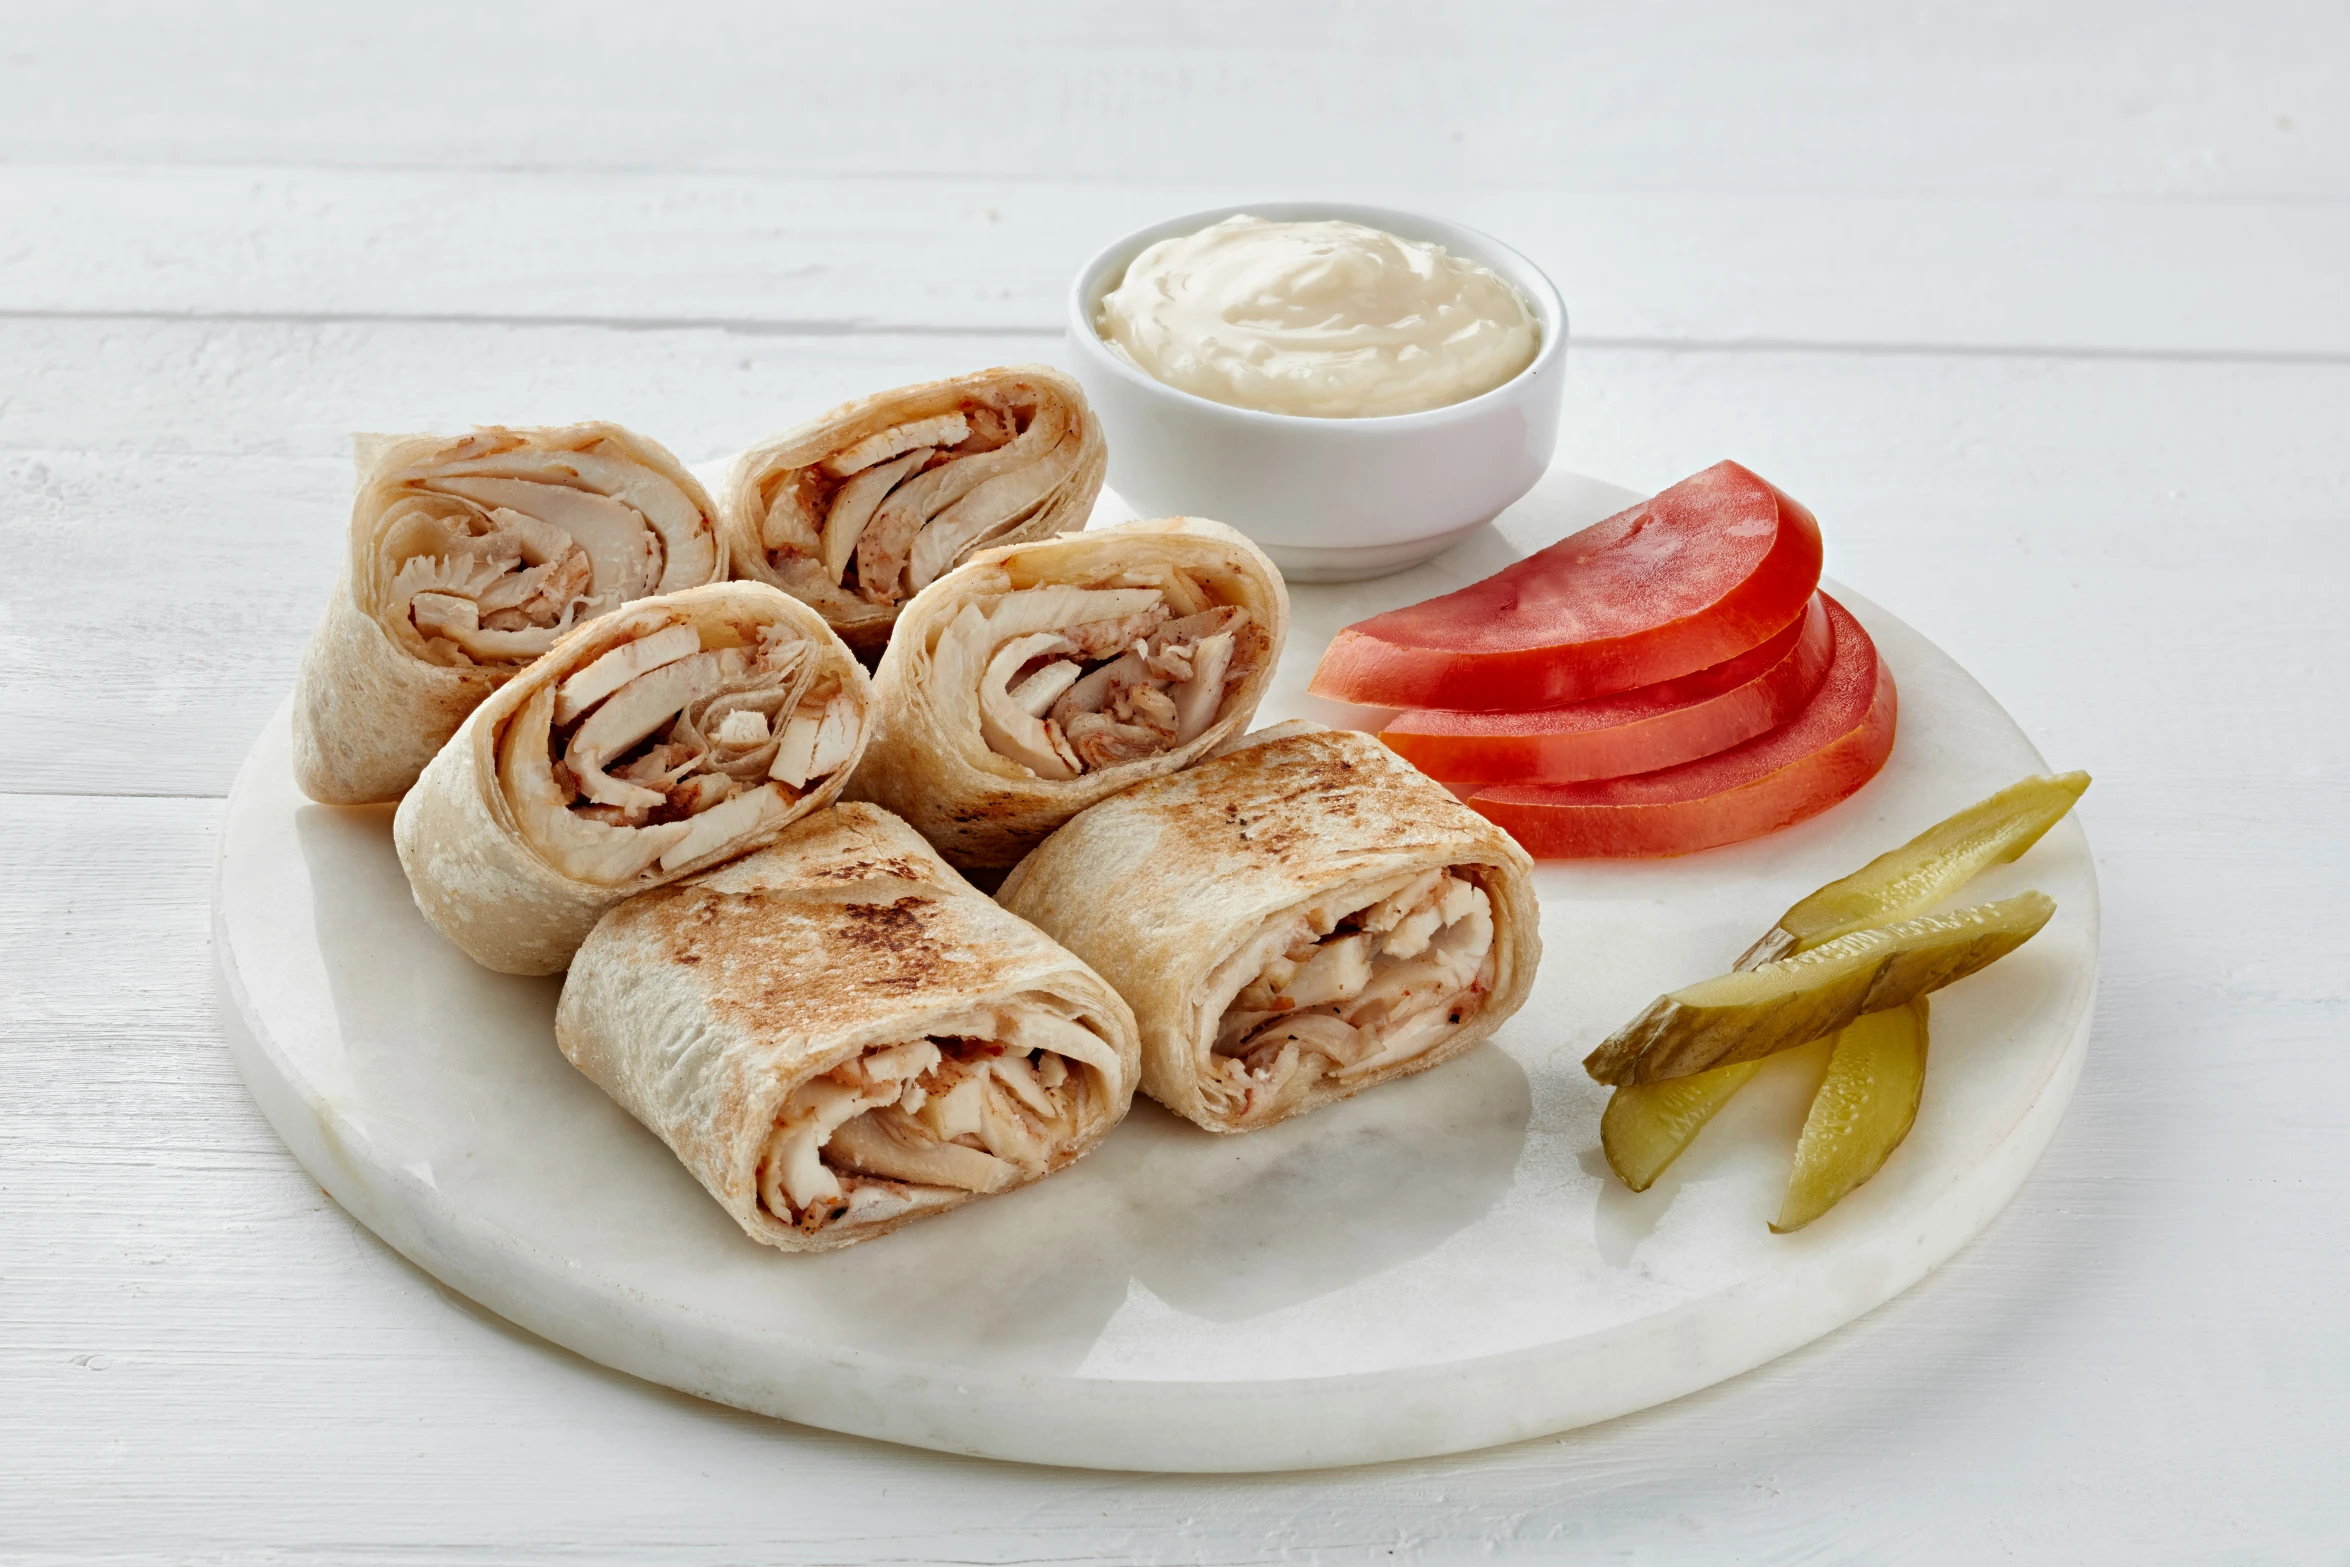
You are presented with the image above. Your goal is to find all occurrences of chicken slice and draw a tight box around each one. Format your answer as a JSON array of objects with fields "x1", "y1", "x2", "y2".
[
  {"x1": 804, "y1": 690, "x2": 864, "y2": 780},
  {"x1": 767, "y1": 707, "x2": 824, "y2": 790},
  {"x1": 821, "y1": 414, "x2": 970, "y2": 478},
  {"x1": 1241, "y1": 1013, "x2": 1364, "y2": 1071},
  {"x1": 498, "y1": 684, "x2": 689, "y2": 885},
  {"x1": 981, "y1": 633, "x2": 1083, "y2": 780},
  {"x1": 423, "y1": 475, "x2": 661, "y2": 607},
  {"x1": 1169, "y1": 630, "x2": 1235, "y2": 744},
  {"x1": 820, "y1": 446, "x2": 933, "y2": 586},
  {"x1": 988, "y1": 1054, "x2": 1058, "y2": 1118},
  {"x1": 427, "y1": 444, "x2": 715, "y2": 591},
  {"x1": 410, "y1": 592, "x2": 480, "y2": 642},
  {"x1": 565, "y1": 650, "x2": 742, "y2": 809},
  {"x1": 760, "y1": 470, "x2": 826, "y2": 556},
  {"x1": 760, "y1": 1076, "x2": 903, "y2": 1217},
  {"x1": 553, "y1": 623, "x2": 702, "y2": 725},
  {"x1": 1009, "y1": 659, "x2": 1083, "y2": 716},
  {"x1": 766, "y1": 685, "x2": 860, "y2": 790},
  {"x1": 715, "y1": 708, "x2": 769, "y2": 747},
  {"x1": 907, "y1": 422, "x2": 1082, "y2": 590},
  {"x1": 1277, "y1": 933, "x2": 1374, "y2": 1008},
  {"x1": 1331, "y1": 1008, "x2": 1455, "y2": 1080},
  {"x1": 827, "y1": 1108, "x2": 1017, "y2": 1193},
  {"x1": 859, "y1": 402, "x2": 1072, "y2": 603},
  {"x1": 655, "y1": 782, "x2": 790, "y2": 872}
]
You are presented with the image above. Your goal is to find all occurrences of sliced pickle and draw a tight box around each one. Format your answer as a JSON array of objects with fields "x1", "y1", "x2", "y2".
[
  {"x1": 1602, "y1": 1057, "x2": 1766, "y2": 1192},
  {"x1": 1583, "y1": 892, "x2": 2053, "y2": 1086},
  {"x1": 1740, "y1": 772, "x2": 2089, "y2": 968},
  {"x1": 1772, "y1": 999, "x2": 1929, "y2": 1232},
  {"x1": 1599, "y1": 771, "x2": 2087, "y2": 1191}
]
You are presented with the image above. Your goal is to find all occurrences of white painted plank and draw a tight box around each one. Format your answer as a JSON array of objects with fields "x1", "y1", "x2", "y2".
[
  {"x1": 5, "y1": 168, "x2": 2347, "y2": 358},
  {"x1": 1, "y1": 0, "x2": 2343, "y2": 202},
  {"x1": 2, "y1": 318, "x2": 2343, "y2": 801},
  {"x1": 0, "y1": 325, "x2": 1064, "y2": 800},
  {"x1": 2, "y1": 769, "x2": 2344, "y2": 1562}
]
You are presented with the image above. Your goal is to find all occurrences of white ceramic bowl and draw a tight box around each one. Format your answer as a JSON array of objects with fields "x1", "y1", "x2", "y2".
[{"x1": 1066, "y1": 201, "x2": 1567, "y2": 582}]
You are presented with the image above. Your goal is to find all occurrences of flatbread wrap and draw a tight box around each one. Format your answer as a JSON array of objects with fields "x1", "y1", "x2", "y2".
[
  {"x1": 848, "y1": 516, "x2": 1288, "y2": 870},
  {"x1": 556, "y1": 803, "x2": 1141, "y2": 1252},
  {"x1": 394, "y1": 581, "x2": 868, "y2": 975},
  {"x1": 294, "y1": 423, "x2": 726, "y2": 803},
  {"x1": 721, "y1": 366, "x2": 1107, "y2": 656},
  {"x1": 998, "y1": 725, "x2": 1541, "y2": 1134}
]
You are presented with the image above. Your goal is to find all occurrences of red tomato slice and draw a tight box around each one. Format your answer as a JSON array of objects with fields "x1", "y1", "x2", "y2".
[
  {"x1": 1465, "y1": 595, "x2": 1895, "y2": 858},
  {"x1": 1309, "y1": 461, "x2": 1824, "y2": 711},
  {"x1": 1381, "y1": 593, "x2": 1833, "y2": 786}
]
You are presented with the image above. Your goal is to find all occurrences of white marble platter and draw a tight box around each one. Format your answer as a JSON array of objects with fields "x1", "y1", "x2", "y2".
[{"x1": 212, "y1": 469, "x2": 2098, "y2": 1473}]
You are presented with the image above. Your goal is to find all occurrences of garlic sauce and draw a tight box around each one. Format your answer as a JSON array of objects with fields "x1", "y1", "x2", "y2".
[{"x1": 1095, "y1": 214, "x2": 1539, "y2": 419}]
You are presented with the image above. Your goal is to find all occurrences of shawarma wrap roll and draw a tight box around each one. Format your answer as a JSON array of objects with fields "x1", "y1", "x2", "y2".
[
  {"x1": 998, "y1": 725, "x2": 1541, "y2": 1134},
  {"x1": 848, "y1": 516, "x2": 1288, "y2": 870},
  {"x1": 556, "y1": 803, "x2": 1141, "y2": 1252},
  {"x1": 294, "y1": 423, "x2": 726, "y2": 804},
  {"x1": 394, "y1": 581, "x2": 869, "y2": 976},
  {"x1": 721, "y1": 366, "x2": 1107, "y2": 657}
]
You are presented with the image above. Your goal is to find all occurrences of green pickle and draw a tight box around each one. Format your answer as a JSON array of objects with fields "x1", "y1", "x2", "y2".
[
  {"x1": 1585, "y1": 892, "x2": 2051, "y2": 1086},
  {"x1": 1773, "y1": 999, "x2": 1930, "y2": 1233},
  {"x1": 1596, "y1": 773, "x2": 2086, "y2": 1202},
  {"x1": 1602, "y1": 1057, "x2": 1767, "y2": 1192},
  {"x1": 1739, "y1": 771, "x2": 2089, "y2": 968}
]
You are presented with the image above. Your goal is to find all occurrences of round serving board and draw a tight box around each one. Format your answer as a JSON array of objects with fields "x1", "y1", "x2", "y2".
[{"x1": 214, "y1": 468, "x2": 2097, "y2": 1473}]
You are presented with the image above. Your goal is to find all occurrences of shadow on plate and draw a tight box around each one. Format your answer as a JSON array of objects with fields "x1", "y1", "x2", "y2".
[
  {"x1": 290, "y1": 800, "x2": 1533, "y2": 1380},
  {"x1": 800, "y1": 1043, "x2": 1531, "y2": 1372}
]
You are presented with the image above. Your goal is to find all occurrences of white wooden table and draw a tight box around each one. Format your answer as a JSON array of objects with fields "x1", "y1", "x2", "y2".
[{"x1": 6, "y1": 4, "x2": 2346, "y2": 1560}]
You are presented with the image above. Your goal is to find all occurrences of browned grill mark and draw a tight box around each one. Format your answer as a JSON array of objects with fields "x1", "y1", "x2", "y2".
[
  {"x1": 804, "y1": 856, "x2": 929, "y2": 884},
  {"x1": 837, "y1": 895, "x2": 937, "y2": 952}
]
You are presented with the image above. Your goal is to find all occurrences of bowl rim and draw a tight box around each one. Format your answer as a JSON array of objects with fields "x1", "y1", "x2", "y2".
[{"x1": 1065, "y1": 200, "x2": 1569, "y2": 433}]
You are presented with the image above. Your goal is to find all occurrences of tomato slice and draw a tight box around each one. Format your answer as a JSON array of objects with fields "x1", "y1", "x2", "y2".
[
  {"x1": 1381, "y1": 593, "x2": 1833, "y2": 786},
  {"x1": 1309, "y1": 461, "x2": 1824, "y2": 711},
  {"x1": 1466, "y1": 595, "x2": 1895, "y2": 858}
]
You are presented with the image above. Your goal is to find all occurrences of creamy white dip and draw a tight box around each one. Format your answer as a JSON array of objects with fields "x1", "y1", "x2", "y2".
[{"x1": 1095, "y1": 214, "x2": 1539, "y2": 419}]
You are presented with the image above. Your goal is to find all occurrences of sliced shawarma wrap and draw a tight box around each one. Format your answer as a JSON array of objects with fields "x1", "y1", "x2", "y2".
[
  {"x1": 998, "y1": 725, "x2": 1541, "y2": 1134},
  {"x1": 393, "y1": 582, "x2": 869, "y2": 975},
  {"x1": 556, "y1": 803, "x2": 1141, "y2": 1252},
  {"x1": 293, "y1": 423, "x2": 727, "y2": 804},
  {"x1": 846, "y1": 516, "x2": 1288, "y2": 870},
  {"x1": 719, "y1": 366, "x2": 1107, "y2": 657}
]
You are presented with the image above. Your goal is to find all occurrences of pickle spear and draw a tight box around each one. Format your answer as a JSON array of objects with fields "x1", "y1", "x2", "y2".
[
  {"x1": 1740, "y1": 771, "x2": 2089, "y2": 968},
  {"x1": 1772, "y1": 999, "x2": 1930, "y2": 1232},
  {"x1": 1602, "y1": 1057, "x2": 1767, "y2": 1191},
  {"x1": 1584, "y1": 891, "x2": 2053, "y2": 1086},
  {"x1": 1598, "y1": 772, "x2": 2084, "y2": 1192}
]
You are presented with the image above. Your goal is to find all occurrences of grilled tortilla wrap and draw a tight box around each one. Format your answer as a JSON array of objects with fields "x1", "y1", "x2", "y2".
[
  {"x1": 294, "y1": 424, "x2": 726, "y2": 804},
  {"x1": 998, "y1": 725, "x2": 1540, "y2": 1134},
  {"x1": 721, "y1": 366, "x2": 1106, "y2": 657},
  {"x1": 556, "y1": 803, "x2": 1140, "y2": 1253},
  {"x1": 848, "y1": 517, "x2": 1287, "y2": 870},
  {"x1": 394, "y1": 582, "x2": 869, "y2": 976}
]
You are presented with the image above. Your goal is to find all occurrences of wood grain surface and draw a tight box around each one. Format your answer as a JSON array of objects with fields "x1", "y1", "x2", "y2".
[{"x1": 3, "y1": 2, "x2": 2345, "y2": 1562}]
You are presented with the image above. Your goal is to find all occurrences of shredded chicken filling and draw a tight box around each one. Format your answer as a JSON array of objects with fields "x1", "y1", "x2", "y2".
[
  {"x1": 755, "y1": 386, "x2": 1085, "y2": 608},
  {"x1": 380, "y1": 432, "x2": 716, "y2": 668},
  {"x1": 754, "y1": 1012, "x2": 1119, "y2": 1235},
  {"x1": 1202, "y1": 868, "x2": 1498, "y2": 1119},
  {"x1": 498, "y1": 622, "x2": 860, "y2": 886},
  {"x1": 927, "y1": 571, "x2": 1258, "y2": 779}
]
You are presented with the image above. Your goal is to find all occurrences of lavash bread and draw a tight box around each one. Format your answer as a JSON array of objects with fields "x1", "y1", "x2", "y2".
[
  {"x1": 720, "y1": 366, "x2": 1107, "y2": 657},
  {"x1": 394, "y1": 582, "x2": 869, "y2": 976},
  {"x1": 848, "y1": 516, "x2": 1288, "y2": 870},
  {"x1": 294, "y1": 424, "x2": 726, "y2": 803},
  {"x1": 556, "y1": 803, "x2": 1141, "y2": 1252},
  {"x1": 998, "y1": 725, "x2": 1541, "y2": 1134}
]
